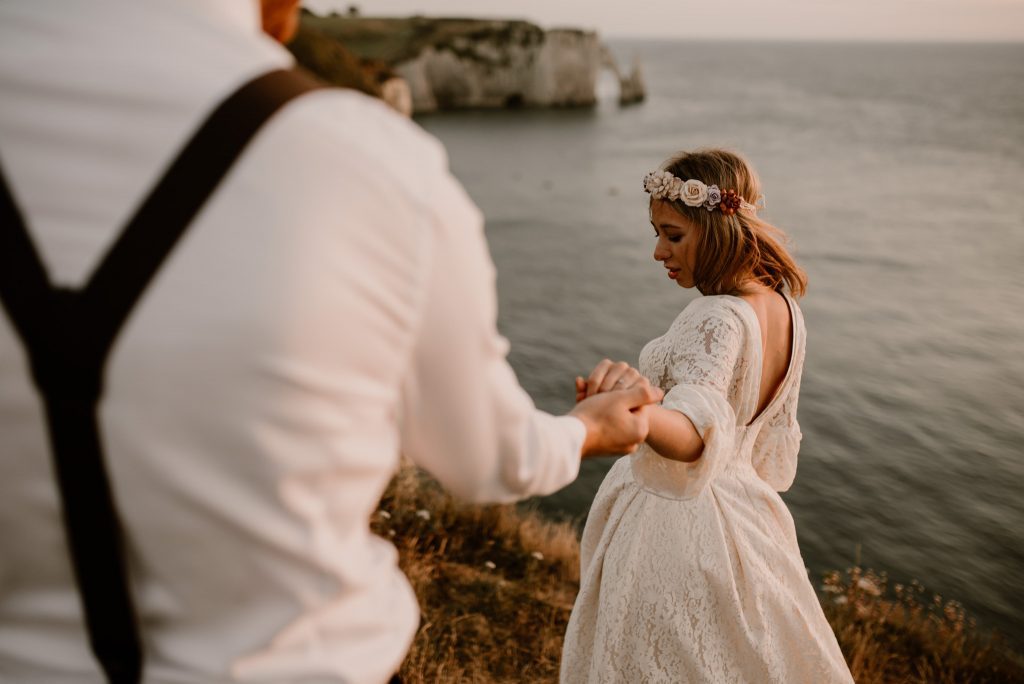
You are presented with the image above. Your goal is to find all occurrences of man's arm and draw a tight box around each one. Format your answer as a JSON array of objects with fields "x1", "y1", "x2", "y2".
[{"x1": 399, "y1": 171, "x2": 658, "y2": 503}]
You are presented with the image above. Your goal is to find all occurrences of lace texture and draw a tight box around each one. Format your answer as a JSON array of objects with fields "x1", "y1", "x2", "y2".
[{"x1": 561, "y1": 295, "x2": 853, "y2": 684}]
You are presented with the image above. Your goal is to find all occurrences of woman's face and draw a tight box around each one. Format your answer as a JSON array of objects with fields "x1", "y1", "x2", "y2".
[{"x1": 650, "y1": 200, "x2": 700, "y2": 288}]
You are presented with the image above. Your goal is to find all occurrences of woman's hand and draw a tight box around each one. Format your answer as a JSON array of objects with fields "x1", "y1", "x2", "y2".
[{"x1": 575, "y1": 359, "x2": 647, "y2": 403}]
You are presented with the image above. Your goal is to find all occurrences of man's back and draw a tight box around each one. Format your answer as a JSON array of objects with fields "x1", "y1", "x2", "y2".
[{"x1": 0, "y1": 1, "x2": 588, "y2": 681}]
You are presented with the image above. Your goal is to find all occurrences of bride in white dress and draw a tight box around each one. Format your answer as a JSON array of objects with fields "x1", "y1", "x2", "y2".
[{"x1": 560, "y1": 150, "x2": 854, "y2": 683}]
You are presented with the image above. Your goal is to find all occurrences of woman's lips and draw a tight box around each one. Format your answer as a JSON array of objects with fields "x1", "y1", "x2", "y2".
[{"x1": 667, "y1": 269, "x2": 680, "y2": 279}]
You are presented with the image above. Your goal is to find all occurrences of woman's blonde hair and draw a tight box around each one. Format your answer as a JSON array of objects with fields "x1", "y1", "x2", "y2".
[{"x1": 655, "y1": 149, "x2": 807, "y2": 297}]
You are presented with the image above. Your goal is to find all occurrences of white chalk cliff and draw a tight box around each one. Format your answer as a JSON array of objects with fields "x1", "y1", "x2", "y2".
[
  {"x1": 296, "y1": 15, "x2": 645, "y2": 114},
  {"x1": 396, "y1": 26, "x2": 606, "y2": 112}
]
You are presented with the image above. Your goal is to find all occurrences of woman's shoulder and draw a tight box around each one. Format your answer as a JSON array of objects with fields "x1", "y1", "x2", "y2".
[
  {"x1": 655, "y1": 296, "x2": 756, "y2": 358},
  {"x1": 672, "y1": 294, "x2": 755, "y2": 333}
]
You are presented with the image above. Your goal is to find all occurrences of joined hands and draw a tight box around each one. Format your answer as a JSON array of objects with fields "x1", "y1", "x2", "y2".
[{"x1": 568, "y1": 359, "x2": 662, "y2": 458}]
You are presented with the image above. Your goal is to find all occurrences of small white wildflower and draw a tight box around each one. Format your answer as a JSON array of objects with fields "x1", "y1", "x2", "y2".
[
  {"x1": 856, "y1": 577, "x2": 881, "y2": 596},
  {"x1": 484, "y1": 561, "x2": 497, "y2": 570},
  {"x1": 820, "y1": 584, "x2": 842, "y2": 594},
  {"x1": 387, "y1": 530, "x2": 396, "y2": 537},
  {"x1": 378, "y1": 510, "x2": 392, "y2": 520},
  {"x1": 415, "y1": 509, "x2": 430, "y2": 521},
  {"x1": 531, "y1": 551, "x2": 544, "y2": 561},
  {"x1": 834, "y1": 595, "x2": 848, "y2": 605}
]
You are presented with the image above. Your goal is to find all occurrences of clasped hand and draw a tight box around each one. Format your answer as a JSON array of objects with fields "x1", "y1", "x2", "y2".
[
  {"x1": 574, "y1": 359, "x2": 648, "y2": 403},
  {"x1": 568, "y1": 359, "x2": 662, "y2": 458}
]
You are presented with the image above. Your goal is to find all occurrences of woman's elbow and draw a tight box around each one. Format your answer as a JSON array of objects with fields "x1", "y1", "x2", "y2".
[
  {"x1": 647, "y1": 407, "x2": 705, "y2": 462},
  {"x1": 650, "y1": 439, "x2": 704, "y2": 463}
]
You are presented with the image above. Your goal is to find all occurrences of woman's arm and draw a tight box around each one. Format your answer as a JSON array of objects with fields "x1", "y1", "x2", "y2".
[
  {"x1": 578, "y1": 359, "x2": 705, "y2": 463},
  {"x1": 645, "y1": 406, "x2": 704, "y2": 463}
]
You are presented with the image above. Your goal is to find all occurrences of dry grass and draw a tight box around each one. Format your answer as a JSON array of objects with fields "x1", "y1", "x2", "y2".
[
  {"x1": 373, "y1": 467, "x2": 580, "y2": 683},
  {"x1": 375, "y1": 467, "x2": 1024, "y2": 683},
  {"x1": 822, "y1": 568, "x2": 1024, "y2": 683}
]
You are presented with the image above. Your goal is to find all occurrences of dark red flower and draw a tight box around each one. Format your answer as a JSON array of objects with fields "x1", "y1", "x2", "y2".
[{"x1": 719, "y1": 189, "x2": 742, "y2": 216}]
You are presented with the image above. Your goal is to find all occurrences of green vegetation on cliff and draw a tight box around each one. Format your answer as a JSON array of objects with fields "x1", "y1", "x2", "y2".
[
  {"x1": 299, "y1": 12, "x2": 545, "y2": 67},
  {"x1": 287, "y1": 21, "x2": 382, "y2": 96},
  {"x1": 377, "y1": 467, "x2": 1024, "y2": 683}
]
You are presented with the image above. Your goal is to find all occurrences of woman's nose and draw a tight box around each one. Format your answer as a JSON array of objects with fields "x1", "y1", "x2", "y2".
[{"x1": 653, "y1": 242, "x2": 669, "y2": 261}]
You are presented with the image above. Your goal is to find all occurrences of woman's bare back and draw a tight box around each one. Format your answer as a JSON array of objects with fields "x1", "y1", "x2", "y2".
[{"x1": 738, "y1": 290, "x2": 794, "y2": 423}]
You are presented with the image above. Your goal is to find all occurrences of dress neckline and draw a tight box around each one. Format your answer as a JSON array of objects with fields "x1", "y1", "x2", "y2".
[{"x1": 727, "y1": 292, "x2": 798, "y2": 428}]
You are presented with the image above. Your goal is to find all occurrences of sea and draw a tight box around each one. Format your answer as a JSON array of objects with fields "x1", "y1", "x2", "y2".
[{"x1": 415, "y1": 41, "x2": 1024, "y2": 647}]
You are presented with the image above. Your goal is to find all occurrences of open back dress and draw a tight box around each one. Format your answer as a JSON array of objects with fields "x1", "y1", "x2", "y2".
[{"x1": 560, "y1": 293, "x2": 853, "y2": 683}]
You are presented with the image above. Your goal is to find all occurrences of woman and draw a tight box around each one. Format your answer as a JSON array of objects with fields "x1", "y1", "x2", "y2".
[{"x1": 560, "y1": 150, "x2": 853, "y2": 683}]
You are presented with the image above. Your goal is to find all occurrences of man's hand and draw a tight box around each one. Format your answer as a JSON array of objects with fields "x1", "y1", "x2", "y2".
[{"x1": 569, "y1": 379, "x2": 663, "y2": 458}]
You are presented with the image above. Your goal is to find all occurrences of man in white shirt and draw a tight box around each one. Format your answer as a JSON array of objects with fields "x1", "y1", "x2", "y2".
[{"x1": 0, "y1": 1, "x2": 659, "y2": 682}]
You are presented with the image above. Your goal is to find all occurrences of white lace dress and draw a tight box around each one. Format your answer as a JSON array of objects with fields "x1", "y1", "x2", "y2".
[{"x1": 561, "y1": 294, "x2": 853, "y2": 683}]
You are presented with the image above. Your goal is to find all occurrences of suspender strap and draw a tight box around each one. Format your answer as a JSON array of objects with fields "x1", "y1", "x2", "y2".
[{"x1": 0, "y1": 68, "x2": 324, "y2": 683}]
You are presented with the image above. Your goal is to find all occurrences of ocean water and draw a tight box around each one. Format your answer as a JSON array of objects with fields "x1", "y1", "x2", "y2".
[{"x1": 416, "y1": 41, "x2": 1024, "y2": 646}]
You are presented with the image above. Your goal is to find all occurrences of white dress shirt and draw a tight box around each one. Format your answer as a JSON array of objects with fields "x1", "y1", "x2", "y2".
[{"x1": 0, "y1": 1, "x2": 584, "y2": 682}]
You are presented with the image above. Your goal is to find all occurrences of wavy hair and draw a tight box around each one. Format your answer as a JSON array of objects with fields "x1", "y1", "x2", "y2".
[{"x1": 654, "y1": 149, "x2": 807, "y2": 298}]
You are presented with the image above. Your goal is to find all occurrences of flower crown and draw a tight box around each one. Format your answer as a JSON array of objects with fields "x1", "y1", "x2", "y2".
[{"x1": 643, "y1": 170, "x2": 759, "y2": 216}]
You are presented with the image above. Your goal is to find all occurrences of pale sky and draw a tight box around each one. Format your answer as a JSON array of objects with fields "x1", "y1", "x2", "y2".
[{"x1": 303, "y1": 0, "x2": 1024, "y2": 41}]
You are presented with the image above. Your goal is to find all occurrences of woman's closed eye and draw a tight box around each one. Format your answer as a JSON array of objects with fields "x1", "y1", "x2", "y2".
[{"x1": 653, "y1": 230, "x2": 683, "y2": 243}]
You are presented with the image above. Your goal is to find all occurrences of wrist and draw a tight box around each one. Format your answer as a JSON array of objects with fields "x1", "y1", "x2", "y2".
[{"x1": 568, "y1": 405, "x2": 599, "y2": 457}]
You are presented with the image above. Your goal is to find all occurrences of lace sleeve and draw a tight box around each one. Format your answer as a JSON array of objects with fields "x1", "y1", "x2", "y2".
[
  {"x1": 631, "y1": 299, "x2": 745, "y2": 500},
  {"x1": 751, "y1": 367, "x2": 803, "y2": 492}
]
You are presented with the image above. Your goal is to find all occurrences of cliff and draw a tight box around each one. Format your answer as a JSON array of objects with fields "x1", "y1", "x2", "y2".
[
  {"x1": 296, "y1": 13, "x2": 645, "y2": 113},
  {"x1": 287, "y1": 23, "x2": 382, "y2": 98},
  {"x1": 287, "y1": 21, "x2": 413, "y2": 116}
]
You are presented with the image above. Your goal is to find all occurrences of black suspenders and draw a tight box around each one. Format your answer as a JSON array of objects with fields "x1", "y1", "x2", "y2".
[{"x1": 0, "y1": 68, "x2": 323, "y2": 683}]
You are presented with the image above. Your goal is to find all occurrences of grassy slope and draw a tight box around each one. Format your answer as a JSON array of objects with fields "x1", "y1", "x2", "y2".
[{"x1": 376, "y1": 467, "x2": 1024, "y2": 683}]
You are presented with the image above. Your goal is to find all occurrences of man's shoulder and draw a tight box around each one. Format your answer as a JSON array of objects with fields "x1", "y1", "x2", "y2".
[
  {"x1": 273, "y1": 86, "x2": 449, "y2": 189},
  {"x1": 237, "y1": 80, "x2": 483, "y2": 241}
]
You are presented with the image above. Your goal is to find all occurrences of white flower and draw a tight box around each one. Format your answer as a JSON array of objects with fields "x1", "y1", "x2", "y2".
[
  {"x1": 643, "y1": 171, "x2": 670, "y2": 199},
  {"x1": 531, "y1": 551, "x2": 544, "y2": 560},
  {"x1": 856, "y1": 577, "x2": 881, "y2": 596},
  {"x1": 484, "y1": 561, "x2": 497, "y2": 570},
  {"x1": 704, "y1": 184, "x2": 722, "y2": 211},
  {"x1": 681, "y1": 179, "x2": 709, "y2": 207},
  {"x1": 415, "y1": 509, "x2": 430, "y2": 521},
  {"x1": 378, "y1": 510, "x2": 392, "y2": 520},
  {"x1": 643, "y1": 170, "x2": 682, "y2": 201}
]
